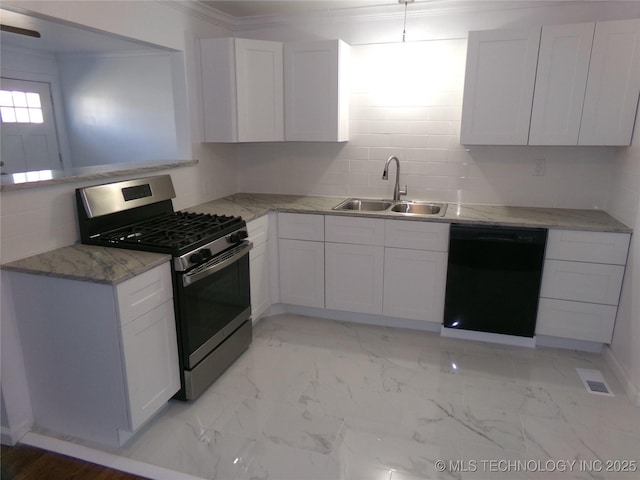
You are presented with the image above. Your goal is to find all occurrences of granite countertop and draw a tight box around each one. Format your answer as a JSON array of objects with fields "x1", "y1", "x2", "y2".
[
  {"x1": 2, "y1": 244, "x2": 171, "y2": 285},
  {"x1": 189, "y1": 193, "x2": 632, "y2": 233},
  {"x1": 3, "y1": 193, "x2": 631, "y2": 283}
]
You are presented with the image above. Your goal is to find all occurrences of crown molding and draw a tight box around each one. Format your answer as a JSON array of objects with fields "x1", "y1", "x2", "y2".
[
  {"x1": 159, "y1": 0, "x2": 235, "y2": 30},
  {"x1": 163, "y1": 1, "x2": 613, "y2": 34}
]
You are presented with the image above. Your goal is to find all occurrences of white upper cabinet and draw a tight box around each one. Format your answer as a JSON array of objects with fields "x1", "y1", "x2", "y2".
[
  {"x1": 460, "y1": 27, "x2": 541, "y2": 145},
  {"x1": 578, "y1": 19, "x2": 640, "y2": 146},
  {"x1": 200, "y1": 38, "x2": 284, "y2": 142},
  {"x1": 529, "y1": 23, "x2": 595, "y2": 145},
  {"x1": 462, "y1": 19, "x2": 640, "y2": 146},
  {"x1": 284, "y1": 39, "x2": 350, "y2": 142}
]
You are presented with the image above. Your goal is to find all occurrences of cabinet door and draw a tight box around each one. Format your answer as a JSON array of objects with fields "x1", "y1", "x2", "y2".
[
  {"x1": 579, "y1": 19, "x2": 640, "y2": 146},
  {"x1": 120, "y1": 300, "x2": 180, "y2": 431},
  {"x1": 235, "y1": 39, "x2": 284, "y2": 142},
  {"x1": 325, "y1": 242, "x2": 383, "y2": 314},
  {"x1": 383, "y1": 248, "x2": 447, "y2": 323},
  {"x1": 284, "y1": 39, "x2": 349, "y2": 142},
  {"x1": 279, "y1": 239, "x2": 325, "y2": 308},
  {"x1": 460, "y1": 27, "x2": 541, "y2": 145},
  {"x1": 529, "y1": 23, "x2": 594, "y2": 145},
  {"x1": 250, "y1": 241, "x2": 271, "y2": 320}
]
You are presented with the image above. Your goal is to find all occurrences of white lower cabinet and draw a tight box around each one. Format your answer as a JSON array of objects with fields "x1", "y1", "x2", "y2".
[
  {"x1": 277, "y1": 213, "x2": 325, "y2": 309},
  {"x1": 536, "y1": 229, "x2": 630, "y2": 343},
  {"x1": 279, "y1": 239, "x2": 325, "y2": 308},
  {"x1": 383, "y1": 248, "x2": 447, "y2": 322},
  {"x1": 8, "y1": 262, "x2": 179, "y2": 447},
  {"x1": 120, "y1": 300, "x2": 180, "y2": 431},
  {"x1": 325, "y1": 242, "x2": 384, "y2": 314}
]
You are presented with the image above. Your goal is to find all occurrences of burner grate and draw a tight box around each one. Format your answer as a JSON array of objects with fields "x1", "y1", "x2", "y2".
[{"x1": 98, "y1": 212, "x2": 244, "y2": 250}]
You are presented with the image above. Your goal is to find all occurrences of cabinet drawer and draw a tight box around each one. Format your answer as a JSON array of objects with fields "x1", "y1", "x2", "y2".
[
  {"x1": 384, "y1": 220, "x2": 449, "y2": 251},
  {"x1": 540, "y1": 259, "x2": 625, "y2": 305},
  {"x1": 247, "y1": 215, "x2": 269, "y2": 247},
  {"x1": 116, "y1": 262, "x2": 173, "y2": 326},
  {"x1": 325, "y1": 215, "x2": 384, "y2": 246},
  {"x1": 546, "y1": 230, "x2": 630, "y2": 265},
  {"x1": 536, "y1": 298, "x2": 616, "y2": 343},
  {"x1": 278, "y1": 213, "x2": 324, "y2": 241}
]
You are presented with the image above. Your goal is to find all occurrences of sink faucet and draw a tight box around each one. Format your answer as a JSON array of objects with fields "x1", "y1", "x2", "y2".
[{"x1": 382, "y1": 155, "x2": 407, "y2": 201}]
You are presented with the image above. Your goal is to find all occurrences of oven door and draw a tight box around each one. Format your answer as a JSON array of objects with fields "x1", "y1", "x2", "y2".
[{"x1": 176, "y1": 241, "x2": 252, "y2": 370}]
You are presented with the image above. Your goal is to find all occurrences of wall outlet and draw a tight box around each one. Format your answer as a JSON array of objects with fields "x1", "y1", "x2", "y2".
[{"x1": 533, "y1": 158, "x2": 546, "y2": 176}]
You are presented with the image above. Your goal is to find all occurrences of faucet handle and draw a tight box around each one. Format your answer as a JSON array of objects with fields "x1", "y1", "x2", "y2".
[{"x1": 400, "y1": 185, "x2": 408, "y2": 198}]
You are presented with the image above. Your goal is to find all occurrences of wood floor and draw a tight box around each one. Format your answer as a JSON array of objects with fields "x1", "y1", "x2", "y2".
[{"x1": 0, "y1": 444, "x2": 149, "y2": 480}]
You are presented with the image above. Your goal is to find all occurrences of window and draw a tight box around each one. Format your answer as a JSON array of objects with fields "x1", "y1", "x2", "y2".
[{"x1": 0, "y1": 90, "x2": 44, "y2": 124}]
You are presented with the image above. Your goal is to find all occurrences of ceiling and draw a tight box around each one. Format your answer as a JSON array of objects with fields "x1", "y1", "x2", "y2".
[{"x1": 197, "y1": 0, "x2": 405, "y2": 18}]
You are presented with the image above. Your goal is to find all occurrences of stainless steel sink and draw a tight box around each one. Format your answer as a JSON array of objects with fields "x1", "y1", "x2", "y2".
[
  {"x1": 332, "y1": 198, "x2": 447, "y2": 217},
  {"x1": 390, "y1": 201, "x2": 446, "y2": 216},
  {"x1": 332, "y1": 198, "x2": 394, "y2": 212}
]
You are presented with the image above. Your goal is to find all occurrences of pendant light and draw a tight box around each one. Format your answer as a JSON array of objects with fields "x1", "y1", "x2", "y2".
[{"x1": 399, "y1": 0, "x2": 415, "y2": 43}]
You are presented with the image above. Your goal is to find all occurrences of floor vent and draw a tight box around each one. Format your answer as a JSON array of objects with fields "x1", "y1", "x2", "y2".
[{"x1": 576, "y1": 368, "x2": 614, "y2": 397}]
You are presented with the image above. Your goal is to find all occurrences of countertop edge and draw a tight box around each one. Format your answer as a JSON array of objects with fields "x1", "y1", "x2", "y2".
[{"x1": 2, "y1": 246, "x2": 172, "y2": 285}]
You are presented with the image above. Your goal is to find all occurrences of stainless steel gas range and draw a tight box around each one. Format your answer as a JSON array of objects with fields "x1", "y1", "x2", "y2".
[{"x1": 76, "y1": 175, "x2": 252, "y2": 400}]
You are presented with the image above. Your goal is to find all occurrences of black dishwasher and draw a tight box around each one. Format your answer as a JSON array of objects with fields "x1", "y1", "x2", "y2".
[{"x1": 443, "y1": 224, "x2": 547, "y2": 338}]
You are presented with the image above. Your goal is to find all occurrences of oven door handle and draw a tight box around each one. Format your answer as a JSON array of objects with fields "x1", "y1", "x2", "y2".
[{"x1": 182, "y1": 241, "x2": 252, "y2": 287}]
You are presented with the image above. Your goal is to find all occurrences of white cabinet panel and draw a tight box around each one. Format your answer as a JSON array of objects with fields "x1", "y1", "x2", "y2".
[
  {"x1": 545, "y1": 230, "x2": 630, "y2": 265},
  {"x1": 540, "y1": 260, "x2": 625, "y2": 305},
  {"x1": 250, "y1": 242, "x2": 271, "y2": 320},
  {"x1": 384, "y1": 220, "x2": 449, "y2": 251},
  {"x1": 579, "y1": 19, "x2": 640, "y2": 146},
  {"x1": 383, "y1": 248, "x2": 447, "y2": 323},
  {"x1": 325, "y1": 242, "x2": 383, "y2": 314},
  {"x1": 279, "y1": 239, "x2": 324, "y2": 308},
  {"x1": 200, "y1": 38, "x2": 284, "y2": 142},
  {"x1": 116, "y1": 262, "x2": 172, "y2": 326},
  {"x1": 120, "y1": 300, "x2": 180, "y2": 431},
  {"x1": 248, "y1": 215, "x2": 272, "y2": 319},
  {"x1": 461, "y1": 27, "x2": 541, "y2": 145},
  {"x1": 536, "y1": 298, "x2": 617, "y2": 343},
  {"x1": 278, "y1": 213, "x2": 324, "y2": 241},
  {"x1": 247, "y1": 215, "x2": 269, "y2": 247},
  {"x1": 284, "y1": 39, "x2": 350, "y2": 142},
  {"x1": 325, "y1": 215, "x2": 384, "y2": 246},
  {"x1": 529, "y1": 23, "x2": 594, "y2": 145}
]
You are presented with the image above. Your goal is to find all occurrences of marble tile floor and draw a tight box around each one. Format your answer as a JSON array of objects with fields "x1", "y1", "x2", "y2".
[{"x1": 60, "y1": 313, "x2": 640, "y2": 479}]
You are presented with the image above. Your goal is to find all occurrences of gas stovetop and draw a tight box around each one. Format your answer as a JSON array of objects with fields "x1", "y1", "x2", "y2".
[
  {"x1": 94, "y1": 211, "x2": 245, "y2": 253},
  {"x1": 76, "y1": 176, "x2": 248, "y2": 263}
]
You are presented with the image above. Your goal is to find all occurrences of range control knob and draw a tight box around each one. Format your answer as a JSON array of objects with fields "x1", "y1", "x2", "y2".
[
  {"x1": 228, "y1": 230, "x2": 248, "y2": 244},
  {"x1": 189, "y1": 248, "x2": 212, "y2": 264}
]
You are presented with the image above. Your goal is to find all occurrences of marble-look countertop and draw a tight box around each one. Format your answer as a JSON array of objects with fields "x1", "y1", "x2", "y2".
[
  {"x1": 1, "y1": 244, "x2": 171, "y2": 285},
  {"x1": 189, "y1": 193, "x2": 632, "y2": 233},
  {"x1": 3, "y1": 193, "x2": 630, "y2": 283}
]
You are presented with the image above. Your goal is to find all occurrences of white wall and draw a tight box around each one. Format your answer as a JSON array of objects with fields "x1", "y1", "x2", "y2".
[
  {"x1": 0, "y1": 0, "x2": 238, "y2": 444},
  {"x1": 606, "y1": 111, "x2": 640, "y2": 405},
  {"x1": 59, "y1": 52, "x2": 181, "y2": 167}
]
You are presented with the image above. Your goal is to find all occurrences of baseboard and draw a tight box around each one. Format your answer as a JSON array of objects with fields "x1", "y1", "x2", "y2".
[
  {"x1": 271, "y1": 303, "x2": 441, "y2": 333},
  {"x1": 20, "y1": 431, "x2": 204, "y2": 480},
  {"x1": 603, "y1": 345, "x2": 640, "y2": 407},
  {"x1": 1, "y1": 419, "x2": 31, "y2": 446}
]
